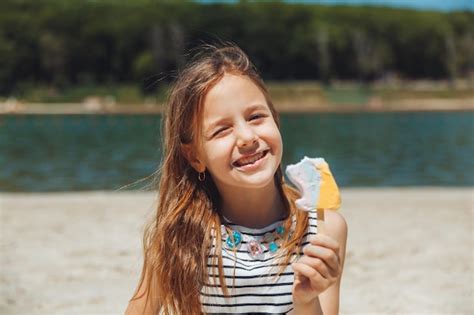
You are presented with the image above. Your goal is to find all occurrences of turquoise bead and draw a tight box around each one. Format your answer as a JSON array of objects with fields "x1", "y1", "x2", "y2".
[
  {"x1": 276, "y1": 226, "x2": 285, "y2": 235},
  {"x1": 226, "y1": 231, "x2": 242, "y2": 249},
  {"x1": 269, "y1": 242, "x2": 278, "y2": 253}
]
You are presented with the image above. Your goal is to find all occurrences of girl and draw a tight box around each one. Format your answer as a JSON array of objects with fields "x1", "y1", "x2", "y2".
[{"x1": 125, "y1": 43, "x2": 347, "y2": 315}]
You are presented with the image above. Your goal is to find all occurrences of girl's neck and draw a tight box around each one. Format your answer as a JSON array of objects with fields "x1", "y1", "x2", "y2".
[{"x1": 218, "y1": 181, "x2": 286, "y2": 229}]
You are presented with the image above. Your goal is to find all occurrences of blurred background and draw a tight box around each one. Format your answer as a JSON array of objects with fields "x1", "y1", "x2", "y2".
[
  {"x1": 0, "y1": 0, "x2": 473, "y2": 191},
  {"x1": 0, "y1": 1, "x2": 473, "y2": 314}
]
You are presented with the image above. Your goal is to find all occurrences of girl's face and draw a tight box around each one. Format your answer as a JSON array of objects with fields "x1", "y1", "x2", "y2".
[{"x1": 190, "y1": 73, "x2": 283, "y2": 191}]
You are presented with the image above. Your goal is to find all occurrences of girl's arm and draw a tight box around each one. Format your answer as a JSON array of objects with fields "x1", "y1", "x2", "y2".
[
  {"x1": 318, "y1": 209, "x2": 348, "y2": 314},
  {"x1": 289, "y1": 210, "x2": 348, "y2": 315}
]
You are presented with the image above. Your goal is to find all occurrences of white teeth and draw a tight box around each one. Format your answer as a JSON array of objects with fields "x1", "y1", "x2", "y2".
[{"x1": 235, "y1": 151, "x2": 266, "y2": 167}]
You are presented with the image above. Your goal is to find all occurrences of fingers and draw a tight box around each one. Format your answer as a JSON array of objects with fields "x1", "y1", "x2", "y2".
[
  {"x1": 291, "y1": 262, "x2": 325, "y2": 283},
  {"x1": 291, "y1": 262, "x2": 329, "y2": 296},
  {"x1": 292, "y1": 253, "x2": 339, "y2": 295},
  {"x1": 297, "y1": 254, "x2": 332, "y2": 279},
  {"x1": 291, "y1": 235, "x2": 343, "y2": 300},
  {"x1": 309, "y1": 234, "x2": 340, "y2": 254},
  {"x1": 303, "y1": 245, "x2": 340, "y2": 276},
  {"x1": 294, "y1": 235, "x2": 341, "y2": 281}
]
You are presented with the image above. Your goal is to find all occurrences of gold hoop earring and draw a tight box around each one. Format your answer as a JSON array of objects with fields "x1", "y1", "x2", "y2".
[{"x1": 198, "y1": 171, "x2": 206, "y2": 182}]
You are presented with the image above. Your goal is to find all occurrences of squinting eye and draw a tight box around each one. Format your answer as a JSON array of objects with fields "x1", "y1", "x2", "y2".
[
  {"x1": 213, "y1": 127, "x2": 228, "y2": 137},
  {"x1": 250, "y1": 114, "x2": 265, "y2": 120}
]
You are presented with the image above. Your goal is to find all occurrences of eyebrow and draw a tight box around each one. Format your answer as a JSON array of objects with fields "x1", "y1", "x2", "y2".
[{"x1": 205, "y1": 104, "x2": 269, "y2": 135}]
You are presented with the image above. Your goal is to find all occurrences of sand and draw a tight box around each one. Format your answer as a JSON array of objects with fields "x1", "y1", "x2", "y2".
[{"x1": 0, "y1": 188, "x2": 473, "y2": 315}]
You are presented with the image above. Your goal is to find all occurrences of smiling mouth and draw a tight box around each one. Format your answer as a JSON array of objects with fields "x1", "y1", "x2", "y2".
[{"x1": 233, "y1": 150, "x2": 269, "y2": 167}]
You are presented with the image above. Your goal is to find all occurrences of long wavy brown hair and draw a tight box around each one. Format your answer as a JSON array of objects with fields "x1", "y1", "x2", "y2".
[{"x1": 129, "y1": 42, "x2": 308, "y2": 315}]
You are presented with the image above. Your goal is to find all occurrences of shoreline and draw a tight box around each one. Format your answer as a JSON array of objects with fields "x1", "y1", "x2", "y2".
[
  {"x1": 0, "y1": 98, "x2": 473, "y2": 115},
  {"x1": 1, "y1": 188, "x2": 473, "y2": 314}
]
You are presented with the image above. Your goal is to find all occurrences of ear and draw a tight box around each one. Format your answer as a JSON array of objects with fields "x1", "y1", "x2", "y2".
[{"x1": 181, "y1": 143, "x2": 206, "y2": 173}]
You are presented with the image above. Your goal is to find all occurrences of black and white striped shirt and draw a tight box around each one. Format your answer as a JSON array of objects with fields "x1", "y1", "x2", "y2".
[{"x1": 200, "y1": 210, "x2": 318, "y2": 314}]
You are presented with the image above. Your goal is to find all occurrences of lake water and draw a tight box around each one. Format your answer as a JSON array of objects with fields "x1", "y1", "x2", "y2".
[{"x1": 1, "y1": 112, "x2": 473, "y2": 192}]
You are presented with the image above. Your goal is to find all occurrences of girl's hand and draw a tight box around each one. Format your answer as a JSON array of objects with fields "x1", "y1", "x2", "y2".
[{"x1": 291, "y1": 234, "x2": 342, "y2": 306}]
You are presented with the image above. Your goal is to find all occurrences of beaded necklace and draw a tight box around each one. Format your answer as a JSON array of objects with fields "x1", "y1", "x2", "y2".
[{"x1": 220, "y1": 217, "x2": 290, "y2": 259}]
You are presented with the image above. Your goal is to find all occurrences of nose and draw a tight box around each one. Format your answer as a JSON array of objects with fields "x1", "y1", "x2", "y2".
[{"x1": 235, "y1": 123, "x2": 258, "y2": 148}]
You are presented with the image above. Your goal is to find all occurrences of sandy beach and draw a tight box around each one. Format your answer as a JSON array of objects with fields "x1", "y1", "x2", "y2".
[{"x1": 1, "y1": 188, "x2": 473, "y2": 315}]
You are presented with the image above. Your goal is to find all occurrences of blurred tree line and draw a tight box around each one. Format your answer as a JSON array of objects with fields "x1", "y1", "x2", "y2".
[{"x1": 1, "y1": 0, "x2": 473, "y2": 95}]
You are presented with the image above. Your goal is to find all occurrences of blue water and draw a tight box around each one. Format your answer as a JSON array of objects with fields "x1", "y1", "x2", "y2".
[{"x1": 1, "y1": 112, "x2": 473, "y2": 191}]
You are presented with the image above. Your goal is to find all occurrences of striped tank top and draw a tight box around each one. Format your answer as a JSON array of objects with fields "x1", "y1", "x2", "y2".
[{"x1": 200, "y1": 209, "x2": 318, "y2": 314}]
